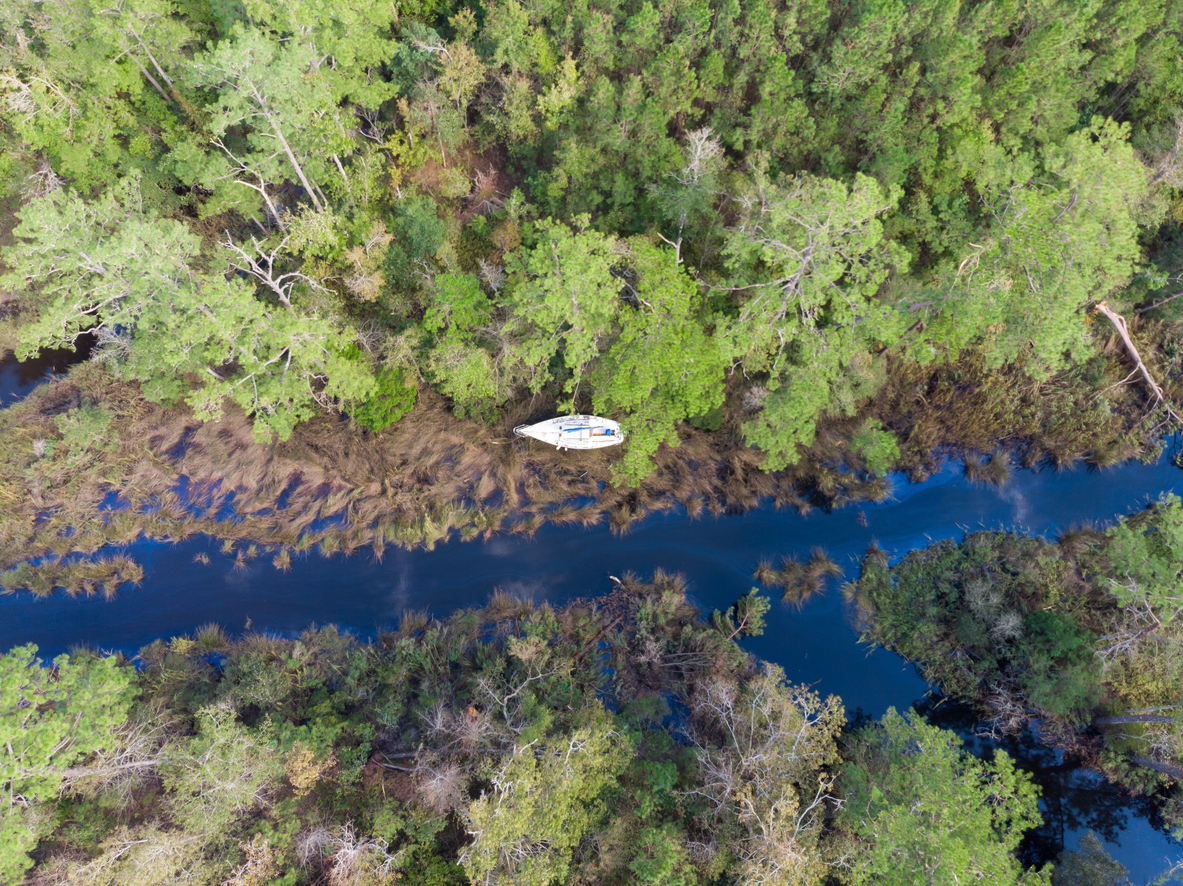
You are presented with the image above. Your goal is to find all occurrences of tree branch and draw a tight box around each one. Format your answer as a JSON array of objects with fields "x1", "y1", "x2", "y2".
[{"x1": 1093, "y1": 302, "x2": 1183, "y2": 424}]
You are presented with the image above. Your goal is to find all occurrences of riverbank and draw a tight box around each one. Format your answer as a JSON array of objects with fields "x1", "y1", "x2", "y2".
[
  {"x1": 849, "y1": 494, "x2": 1183, "y2": 848},
  {"x1": 4, "y1": 373, "x2": 1182, "y2": 879},
  {"x1": 0, "y1": 576, "x2": 1134, "y2": 885},
  {"x1": 0, "y1": 326, "x2": 1176, "y2": 598}
]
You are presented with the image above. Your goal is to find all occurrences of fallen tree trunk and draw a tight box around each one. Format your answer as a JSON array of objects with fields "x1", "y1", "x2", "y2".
[
  {"x1": 1093, "y1": 302, "x2": 1183, "y2": 424},
  {"x1": 1094, "y1": 714, "x2": 1181, "y2": 726},
  {"x1": 1131, "y1": 754, "x2": 1183, "y2": 781}
]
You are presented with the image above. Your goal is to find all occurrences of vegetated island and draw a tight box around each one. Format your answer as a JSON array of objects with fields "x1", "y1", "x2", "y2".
[
  {"x1": 847, "y1": 493, "x2": 1183, "y2": 846},
  {"x1": 5, "y1": 0, "x2": 1183, "y2": 590},
  {"x1": 2, "y1": 564, "x2": 1169, "y2": 886}
]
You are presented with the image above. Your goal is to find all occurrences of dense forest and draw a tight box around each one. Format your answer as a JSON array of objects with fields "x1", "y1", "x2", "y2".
[
  {"x1": 3, "y1": 0, "x2": 1183, "y2": 881},
  {"x1": 5, "y1": 0, "x2": 1183, "y2": 589},
  {"x1": 2, "y1": 565, "x2": 1164, "y2": 886},
  {"x1": 4, "y1": 0, "x2": 1183, "y2": 486},
  {"x1": 852, "y1": 494, "x2": 1183, "y2": 837}
]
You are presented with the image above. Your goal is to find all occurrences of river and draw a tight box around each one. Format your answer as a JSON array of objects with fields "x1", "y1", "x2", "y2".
[{"x1": 1, "y1": 350, "x2": 1179, "y2": 881}]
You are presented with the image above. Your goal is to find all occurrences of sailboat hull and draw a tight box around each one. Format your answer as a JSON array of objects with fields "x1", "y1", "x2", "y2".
[{"x1": 513, "y1": 415, "x2": 625, "y2": 450}]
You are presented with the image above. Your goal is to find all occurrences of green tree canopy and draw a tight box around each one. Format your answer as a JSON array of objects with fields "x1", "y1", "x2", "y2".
[
  {"x1": 591, "y1": 239, "x2": 728, "y2": 483},
  {"x1": 2, "y1": 180, "x2": 374, "y2": 440},
  {"x1": 1, "y1": 645, "x2": 136, "y2": 882},
  {"x1": 461, "y1": 703, "x2": 632, "y2": 886},
  {"x1": 917, "y1": 119, "x2": 1152, "y2": 370},
  {"x1": 836, "y1": 708, "x2": 1049, "y2": 886},
  {"x1": 505, "y1": 218, "x2": 622, "y2": 400}
]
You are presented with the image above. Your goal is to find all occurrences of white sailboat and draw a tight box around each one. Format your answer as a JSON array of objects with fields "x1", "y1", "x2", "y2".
[{"x1": 513, "y1": 415, "x2": 625, "y2": 450}]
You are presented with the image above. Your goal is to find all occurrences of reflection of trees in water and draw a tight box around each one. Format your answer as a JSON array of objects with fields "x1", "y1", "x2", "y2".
[
  {"x1": 6, "y1": 336, "x2": 93, "y2": 392},
  {"x1": 910, "y1": 696, "x2": 1166, "y2": 867}
]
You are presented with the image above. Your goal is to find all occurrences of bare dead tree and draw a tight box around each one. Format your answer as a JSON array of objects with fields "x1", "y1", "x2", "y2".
[
  {"x1": 477, "y1": 258, "x2": 506, "y2": 293},
  {"x1": 59, "y1": 700, "x2": 176, "y2": 807},
  {"x1": 25, "y1": 160, "x2": 66, "y2": 199},
  {"x1": 325, "y1": 824, "x2": 405, "y2": 886},
  {"x1": 980, "y1": 680, "x2": 1030, "y2": 738},
  {"x1": 1096, "y1": 597, "x2": 1162, "y2": 664},
  {"x1": 1150, "y1": 115, "x2": 1183, "y2": 186},
  {"x1": 680, "y1": 668, "x2": 843, "y2": 885},
  {"x1": 354, "y1": 106, "x2": 386, "y2": 143},
  {"x1": 470, "y1": 167, "x2": 504, "y2": 216},
  {"x1": 91, "y1": 325, "x2": 134, "y2": 370},
  {"x1": 665, "y1": 127, "x2": 723, "y2": 190},
  {"x1": 221, "y1": 232, "x2": 329, "y2": 310},
  {"x1": 475, "y1": 665, "x2": 563, "y2": 735},
  {"x1": 1093, "y1": 302, "x2": 1183, "y2": 425}
]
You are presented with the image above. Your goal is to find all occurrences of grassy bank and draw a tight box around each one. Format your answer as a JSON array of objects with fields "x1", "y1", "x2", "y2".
[
  {"x1": 3, "y1": 575, "x2": 1107, "y2": 885},
  {"x1": 0, "y1": 315, "x2": 1177, "y2": 598}
]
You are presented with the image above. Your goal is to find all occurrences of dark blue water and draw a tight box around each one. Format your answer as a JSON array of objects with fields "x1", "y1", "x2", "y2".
[
  {"x1": 0, "y1": 342, "x2": 92, "y2": 403},
  {"x1": 0, "y1": 351, "x2": 1178, "y2": 879}
]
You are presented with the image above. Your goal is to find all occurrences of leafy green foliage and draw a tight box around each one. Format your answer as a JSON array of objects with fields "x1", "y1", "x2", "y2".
[
  {"x1": 918, "y1": 120, "x2": 1153, "y2": 371},
  {"x1": 628, "y1": 823, "x2": 697, "y2": 886},
  {"x1": 506, "y1": 219, "x2": 622, "y2": 399},
  {"x1": 853, "y1": 531, "x2": 1100, "y2": 720},
  {"x1": 726, "y1": 173, "x2": 908, "y2": 468},
  {"x1": 0, "y1": 0, "x2": 200, "y2": 192},
  {"x1": 836, "y1": 708, "x2": 1050, "y2": 886},
  {"x1": 189, "y1": 24, "x2": 344, "y2": 216},
  {"x1": 850, "y1": 500, "x2": 1183, "y2": 817},
  {"x1": 3, "y1": 180, "x2": 375, "y2": 441},
  {"x1": 424, "y1": 273, "x2": 492, "y2": 340},
  {"x1": 591, "y1": 240, "x2": 727, "y2": 483},
  {"x1": 161, "y1": 704, "x2": 283, "y2": 835},
  {"x1": 352, "y1": 367, "x2": 418, "y2": 432},
  {"x1": 461, "y1": 704, "x2": 632, "y2": 886},
  {"x1": 55, "y1": 404, "x2": 119, "y2": 464},
  {"x1": 383, "y1": 197, "x2": 450, "y2": 304},
  {"x1": 1052, "y1": 832, "x2": 1130, "y2": 886},
  {"x1": 1022, "y1": 611, "x2": 1103, "y2": 719},
  {"x1": 427, "y1": 340, "x2": 504, "y2": 418},
  {"x1": 1, "y1": 646, "x2": 136, "y2": 882},
  {"x1": 711, "y1": 588, "x2": 771, "y2": 639},
  {"x1": 3, "y1": 0, "x2": 1182, "y2": 484},
  {"x1": 851, "y1": 418, "x2": 901, "y2": 476},
  {"x1": 1099, "y1": 493, "x2": 1183, "y2": 621}
]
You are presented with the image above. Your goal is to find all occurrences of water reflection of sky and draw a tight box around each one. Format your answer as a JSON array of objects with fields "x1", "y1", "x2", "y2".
[{"x1": 1, "y1": 350, "x2": 1180, "y2": 877}]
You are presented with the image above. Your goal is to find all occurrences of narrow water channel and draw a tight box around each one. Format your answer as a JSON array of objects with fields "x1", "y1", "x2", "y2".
[
  {"x1": 2, "y1": 351, "x2": 1180, "y2": 880},
  {"x1": 0, "y1": 340, "x2": 93, "y2": 404}
]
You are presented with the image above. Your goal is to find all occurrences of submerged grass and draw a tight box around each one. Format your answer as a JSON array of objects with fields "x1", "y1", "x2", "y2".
[
  {"x1": 964, "y1": 450, "x2": 1013, "y2": 487},
  {"x1": 0, "y1": 554, "x2": 143, "y2": 599},
  {"x1": 755, "y1": 548, "x2": 844, "y2": 608},
  {"x1": 0, "y1": 320, "x2": 1178, "y2": 597}
]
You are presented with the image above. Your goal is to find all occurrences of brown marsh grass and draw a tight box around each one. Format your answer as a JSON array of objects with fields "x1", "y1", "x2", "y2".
[
  {"x1": 963, "y1": 450, "x2": 1013, "y2": 487},
  {"x1": 755, "y1": 548, "x2": 844, "y2": 608},
  {"x1": 0, "y1": 326, "x2": 1175, "y2": 596}
]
